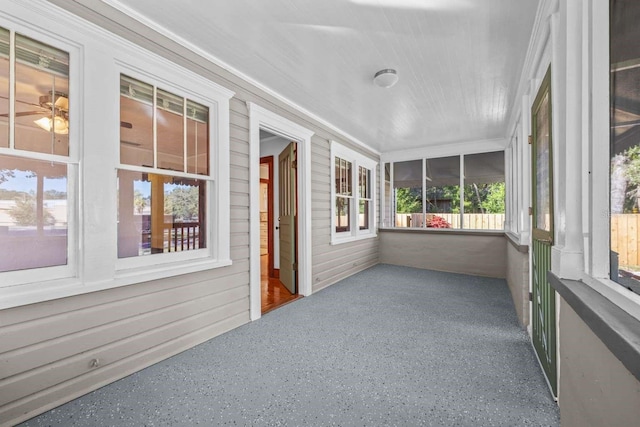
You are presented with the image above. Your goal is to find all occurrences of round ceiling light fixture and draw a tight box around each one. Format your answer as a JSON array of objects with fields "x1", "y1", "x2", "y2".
[{"x1": 373, "y1": 69, "x2": 398, "y2": 88}]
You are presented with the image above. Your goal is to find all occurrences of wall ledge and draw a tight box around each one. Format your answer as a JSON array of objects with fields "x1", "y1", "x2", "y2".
[
  {"x1": 548, "y1": 272, "x2": 640, "y2": 383},
  {"x1": 505, "y1": 231, "x2": 529, "y2": 253},
  {"x1": 378, "y1": 228, "x2": 504, "y2": 237}
]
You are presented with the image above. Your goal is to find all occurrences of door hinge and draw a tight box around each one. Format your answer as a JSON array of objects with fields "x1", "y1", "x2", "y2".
[
  {"x1": 528, "y1": 135, "x2": 533, "y2": 145},
  {"x1": 528, "y1": 206, "x2": 533, "y2": 216},
  {"x1": 292, "y1": 262, "x2": 298, "y2": 271},
  {"x1": 529, "y1": 292, "x2": 533, "y2": 301}
]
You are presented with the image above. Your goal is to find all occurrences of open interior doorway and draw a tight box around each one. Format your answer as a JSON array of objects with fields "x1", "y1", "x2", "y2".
[{"x1": 259, "y1": 130, "x2": 301, "y2": 314}]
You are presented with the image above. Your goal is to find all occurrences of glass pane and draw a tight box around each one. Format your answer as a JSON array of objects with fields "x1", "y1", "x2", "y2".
[
  {"x1": 0, "y1": 27, "x2": 8, "y2": 148},
  {"x1": 359, "y1": 199, "x2": 369, "y2": 230},
  {"x1": 393, "y1": 159, "x2": 422, "y2": 228},
  {"x1": 425, "y1": 156, "x2": 460, "y2": 229},
  {"x1": 463, "y1": 151, "x2": 505, "y2": 230},
  {"x1": 120, "y1": 75, "x2": 153, "y2": 167},
  {"x1": 535, "y1": 92, "x2": 551, "y2": 232},
  {"x1": 14, "y1": 34, "x2": 69, "y2": 156},
  {"x1": 157, "y1": 88, "x2": 184, "y2": 172},
  {"x1": 359, "y1": 166, "x2": 369, "y2": 199},
  {"x1": 186, "y1": 100, "x2": 209, "y2": 175},
  {"x1": 117, "y1": 170, "x2": 205, "y2": 258},
  {"x1": 335, "y1": 196, "x2": 350, "y2": 233},
  {"x1": 0, "y1": 155, "x2": 68, "y2": 272},
  {"x1": 610, "y1": 0, "x2": 640, "y2": 294},
  {"x1": 335, "y1": 157, "x2": 352, "y2": 195}
]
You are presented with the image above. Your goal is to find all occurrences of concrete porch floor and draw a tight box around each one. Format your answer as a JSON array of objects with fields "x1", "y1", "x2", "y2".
[{"x1": 20, "y1": 264, "x2": 559, "y2": 427}]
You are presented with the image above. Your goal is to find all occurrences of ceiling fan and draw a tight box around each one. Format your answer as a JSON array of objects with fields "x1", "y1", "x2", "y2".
[
  {"x1": 0, "y1": 91, "x2": 69, "y2": 134},
  {"x1": 0, "y1": 91, "x2": 133, "y2": 134}
]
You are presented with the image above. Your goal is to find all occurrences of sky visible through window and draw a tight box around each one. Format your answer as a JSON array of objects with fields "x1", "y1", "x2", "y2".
[{"x1": 0, "y1": 170, "x2": 66, "y2": 193}]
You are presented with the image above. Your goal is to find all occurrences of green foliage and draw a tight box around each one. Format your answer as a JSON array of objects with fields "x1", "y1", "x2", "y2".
[
  {"x1": 623, "y1": 146, "x2": 640, "y2": 212},
  {"x1": 463, "y1": 182, "x2": 505, "y2": 214},
  {"x1": 0, "y1": 169, "x2": 14, "y2": 185},
  {"x1": 395, "y1": 187, "x2": 422, "y2": 213},
  {"x1": 624, "y1": 146, "x2": 640, "y2": 186},
  {"x1": 425, "y1": 186, "x2": 460, "y2": 213},
  {"x1": 8, "y1": 193, "x2": 55, "y2": 226},
  {"x1": 482, "y1": 182, "x2": 506, "y2": 213},
  {"x1": 399, "y1": 182, "x2": 504, "y2": 215},
  {"x1": 134, "y1": 190, "x2": 147, "y2": 214},
  {"x1": 164, "y1": 186, "x2": 200, "y2": 221}
]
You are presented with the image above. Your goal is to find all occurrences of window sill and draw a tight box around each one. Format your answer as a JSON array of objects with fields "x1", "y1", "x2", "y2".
[
  {"x1": 0, "y1": 258, "x2": 232, "y2": 310},
  {"x1": 331, "y1": 232, "x2": 378, "y2": 245},
  {"x1": 548, "y1": 272, "x2": 640, "y2": 383},
  {"x1": 378, "y1": 227, "x2": 504, "y2": 237}
]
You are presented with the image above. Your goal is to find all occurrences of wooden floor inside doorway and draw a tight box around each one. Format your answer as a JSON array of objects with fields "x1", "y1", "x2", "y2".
[{"x1": 261, "y1": 254, "x2": 301, "y2": 314}]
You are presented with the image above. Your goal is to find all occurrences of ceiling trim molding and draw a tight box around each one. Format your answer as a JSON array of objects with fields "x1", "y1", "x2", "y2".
[
  {"x1": 100, "y1": 0, "x2": 380, "y2": 156},
  {"x1": 381, "y1": 138, "x2": 508, "y2": 163}
]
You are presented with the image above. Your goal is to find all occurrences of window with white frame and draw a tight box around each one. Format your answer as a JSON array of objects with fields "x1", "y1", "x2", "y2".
[
  {"x1": 0, "y1": 27, "x2": 76, "y2": 282},
  {"x1": 115, "y1": 68, "x2": 230, "y2": 272},
  {"x1": 117, "y1": 74, "x2": 210, "y2": 261},
  {"x1": 335, "y1": 156, "x2": 352, "y2": 233},
  {"x1": 382, "y1": 151, "x2": 505, "y2": 230},
  {"x1": 0, "y1": 5, "x2": 233, "y2": 307},
  {"x1": 331, "y1": 141, "x2": 376, "y2": 243}
]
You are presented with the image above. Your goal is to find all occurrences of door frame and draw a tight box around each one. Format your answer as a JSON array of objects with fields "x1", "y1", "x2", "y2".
[
  {"x1": 260, "y1": 156, "x2": 275, "y2": 278},
  {"x1": 248, "y1": 102, "x2": 314, "y2": 320}
]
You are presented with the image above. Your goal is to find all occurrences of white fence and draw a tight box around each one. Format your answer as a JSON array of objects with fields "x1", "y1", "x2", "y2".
[{"x1": 395, "y1": 213, "x2": 505, "y2": 230}]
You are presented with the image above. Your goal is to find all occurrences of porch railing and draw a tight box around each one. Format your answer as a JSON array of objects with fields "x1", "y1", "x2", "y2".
[{"x1": 164, "y1": 222, "x2": 200, "y2": 252}]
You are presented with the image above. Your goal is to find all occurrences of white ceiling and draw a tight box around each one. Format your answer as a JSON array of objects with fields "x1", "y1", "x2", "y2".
[{"x1": 103, "y1": 0, "x2": 540, "y2": 153}]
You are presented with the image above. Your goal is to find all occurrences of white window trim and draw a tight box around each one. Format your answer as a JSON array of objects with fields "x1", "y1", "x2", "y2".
[
  {"x1": 0, "y1": 18, "x2": 81, "y2": 290},
  {"x1": 584, "y1": 0, "x2": 640, "y2": 321},
  {"x1": 330, "y1": 141, "x2": 377, "y2": 245},
  {"x1": 380, "y1": 151, "x2": 506, "y2": 231},
  {"x1": 113, "y1": 64, "x2": 229, "y2": 274},
  {"x1": 0, "y1": 1, "x2": 234, "y2": 310}
]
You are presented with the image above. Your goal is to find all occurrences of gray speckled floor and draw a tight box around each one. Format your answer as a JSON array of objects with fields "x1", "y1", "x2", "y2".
[{"x1": 20, "y1": 264, "x2": 560, "y2": 427}]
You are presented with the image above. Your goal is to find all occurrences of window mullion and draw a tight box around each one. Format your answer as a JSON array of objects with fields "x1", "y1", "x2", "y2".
[
  {"x1": 422, "y1": 158, "x2": 426, "y2": 228},
  {"x1": 460, "y1": 155, "x2": 464, "y2": 228},
  {"x1": 8, "y1": 30, "x2": 14, "y2": 149},
  {"x1": 183, "y1": 97, "x2": 187, "y2": 173},
  {"x1": 152, "y1": 85, "x2": 157, "y2": 168},
  {"x1": 390, "y1": 162, "x2": 394, "y2": 228},
  {"x1": 352, "y1": 163, "x2": 357, "y2": 235}
]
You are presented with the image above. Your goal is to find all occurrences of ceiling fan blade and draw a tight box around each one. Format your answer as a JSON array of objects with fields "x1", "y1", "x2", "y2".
[
  {"x1": 0, "y1": 110, "x2": 44, "y2": 118},
  {"x1": 16, "y1": 111, "x2": 45, "y2": 117}
]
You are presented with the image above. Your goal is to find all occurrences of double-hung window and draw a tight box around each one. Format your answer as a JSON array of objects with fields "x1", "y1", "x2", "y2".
[
  {"x1": 0, "y1": 27, "x2": 77, "y2": 285},
  {"x1": 116, "y1": 71, "x2": 227, "y2": 271},
  {"x1": 335, "y1": 157, "x2": 352, "y2": 233},
  {"x1": 331, "y1": 141, "x2": 377, "y2": 244},
  {"x1": 0, "y1": 3, "x2": 233, "y2": 308}
]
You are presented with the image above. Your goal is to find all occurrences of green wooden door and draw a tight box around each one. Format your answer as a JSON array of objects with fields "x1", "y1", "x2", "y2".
[{"x1": 531, "y1": 66, "x2": 557, "y2": 397}]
